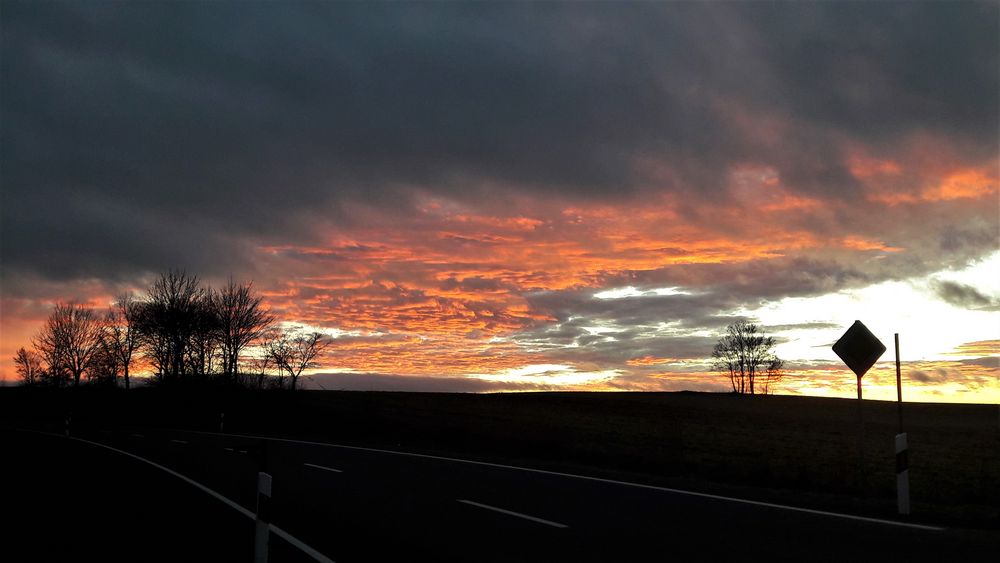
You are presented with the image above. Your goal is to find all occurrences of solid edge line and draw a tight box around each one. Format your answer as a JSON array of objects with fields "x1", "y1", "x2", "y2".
[
  {"x1": 177, "y1": 428, "x2": 946, "y2": 532},
  {"x1": 270, "y1": 524, "x2": 336, "y2": 563},
  {"x1": 18, "y1": 429, "x2": 336, "y2": 563},
  {"x1": 458, "y1": 499, "x2": 568, "y2": 529},
  {"x1": 304, "y1": 462, "x2": 343, "y2": 473}
]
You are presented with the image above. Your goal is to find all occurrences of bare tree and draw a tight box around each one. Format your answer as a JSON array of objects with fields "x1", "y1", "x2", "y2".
[
  {"x1": 136, "y1": 300, "x2": 171, "y2": 381},
  {"x1": 88, "y1": 340, "x2": 122, "y2": 387},
  {"x1": 13, "y1": 347, "x2": 44, "y2": 386},
  {"x1": 270, "y1": 332, "x2": 328, "y2": 391},
  {"x1": 105, "y1": 293, "x2": 142, "y2": 389},
  {"x1": 215, "y1": 278, "x2": 274, "y2": 379},
  {"x1": 139, "y1": 270, "x2": 204, "y2": 378},
  {"x1": 32, "y1": 332, "x2": 68, "y2": 387},
  {"x1": 242, "y1": 329, "x2": 280, "y2": 389},
  {"x1": 711, "y1": 320, "x2": 783, "y2": 395},
  {"x1": 186, "y1": 289, "x2": 221, "y2": 376},
  {"x1": 267, "y1": 336, "x2": 293, "y2": 389},
  {"x1": 243, "y1": 353, "x2": 274, "y2": 390},
  {"x1": 760, "y1": 357, "x2": 784, "y2": 395},
  {"x1": 33, "y1": 302, "x2": 104, "y2": 387}
]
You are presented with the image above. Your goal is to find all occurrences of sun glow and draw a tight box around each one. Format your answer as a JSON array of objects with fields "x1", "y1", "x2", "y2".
[{"x1": 471, "y1": 364, "x2": 621, "y2": 387}]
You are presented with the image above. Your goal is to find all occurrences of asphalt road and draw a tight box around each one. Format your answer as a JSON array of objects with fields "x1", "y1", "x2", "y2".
[{"x1": 3, "y1": 425, "x2": 998, "y2": 562}]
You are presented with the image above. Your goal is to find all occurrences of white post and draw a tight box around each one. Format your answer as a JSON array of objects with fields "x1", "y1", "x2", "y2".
[
  {"x1": 254, "y1": 472, "x2": 272, "y2": 563},
  {"x1": 895, "y1": 433, "x2": 910, "y2": 515}
]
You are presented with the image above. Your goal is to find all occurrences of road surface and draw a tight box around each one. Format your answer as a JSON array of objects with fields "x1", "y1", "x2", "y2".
[{"x1": 3, "y1": 425, "x2": 997, "y2": 562}]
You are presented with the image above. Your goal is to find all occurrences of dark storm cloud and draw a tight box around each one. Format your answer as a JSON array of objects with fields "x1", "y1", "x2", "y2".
[
  {"x1": 743, "y1": 3, "x2": 998, "y2": 143},
  {"x1": 525, "y1": 289, "x2": 722, "y2": 330},
  {"x1": 514, "y1": 268, "x2": 848, "y2": 369},
  {"x1": 931, "y1": 279, "x2": 999, "y2": 310},
  {"x1": 959, "y1": 356, "x2": 1000, "y2": 369},
  {"x1": 304, "y1": 372, "x2": 550, "y2": 393},
  {"x1": 2, "y1": 1, "x2": 997, "y2": 286},
  {"x1": 517, "y1": 286, "x2": 740, "y2": 366},
  {"x1": 909, "y1": 368, "x2": 951, "y2": 384}
]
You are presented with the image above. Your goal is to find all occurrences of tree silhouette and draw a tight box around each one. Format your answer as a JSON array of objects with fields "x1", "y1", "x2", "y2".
[
  {"x1": 13, "y1": 347, "x2": 44, "y2": 385},
  {"x1": 215, "y1": 278, "x2": 274, "y2": 379},
  {"x1": 244, "y1": 352, "x2": 274, "y2": 389},
  {"x1": 269, "y1": 331, "x2": 328, "y2": 390},
  {"x1": 32, "y1": 331, "x2": 68, "y2": 387},
  {"x1": 186, "y1": 289, "x2": 221, "y2": 376},
  {"x1": 89, "y1": 339, "x2": 123, "y2": 386},
  {"x1": 139, "y1": 270, "x2": 205, "y2": 379},
  {"x1": 712, "y1": 320, "x2": 783, "y2": 395},
  {"x1": 267, "y1": 337, "x2": 293, "y2": 388},
  {"x1": 33, "y1": 302, "x2": 104, "y2": 387},
  {"x1": 104, "y1": 293, "x2": 142, "y2": 389},
  {"x1": 12, "y1": 270, "x2": 307, "y2": 390}
]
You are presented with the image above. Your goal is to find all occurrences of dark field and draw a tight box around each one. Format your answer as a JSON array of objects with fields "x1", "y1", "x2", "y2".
[{"x1": 2, "y1": 388, "x2": 998, "y2": 528}]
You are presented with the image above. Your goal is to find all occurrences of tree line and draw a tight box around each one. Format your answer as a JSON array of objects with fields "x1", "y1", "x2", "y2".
[
  {"x1": 12, "y1": 272, "x2": 784, "y2": 395},
  {"x1": 12, "y1": 270, "x2": 328, "y2": 391}
]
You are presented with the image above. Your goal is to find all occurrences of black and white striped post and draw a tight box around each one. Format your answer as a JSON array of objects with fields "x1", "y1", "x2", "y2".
[
  {"x1": 254, "y1": 472, "x2": 272, "y2": 563},
  {"x1": 894, "y1": 333, "x2": 910, "y2": 515},
  {"x1": 895, "y1": 432, "x2": 910, "y2": 515}
]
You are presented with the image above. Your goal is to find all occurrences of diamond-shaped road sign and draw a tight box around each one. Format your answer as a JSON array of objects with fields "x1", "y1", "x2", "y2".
[{"x1": 833, "y1": 320, "x2": 886, "y2": 379}]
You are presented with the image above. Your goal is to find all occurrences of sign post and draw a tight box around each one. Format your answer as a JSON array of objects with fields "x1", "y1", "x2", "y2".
[
  {"x1": 833, "y1": 320, "x2": 886, "y2": 492},
  {"x1": 895, "y1": 334, "x2": 903, "y2": 432}
]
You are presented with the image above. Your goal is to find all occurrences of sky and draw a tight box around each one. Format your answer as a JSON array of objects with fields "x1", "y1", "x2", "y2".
[{"x1": 1, "y1": 1, "x2": 998, "y2": 402}]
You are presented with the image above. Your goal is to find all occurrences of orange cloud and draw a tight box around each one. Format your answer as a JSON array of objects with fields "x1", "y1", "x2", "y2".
[
  {"x1": 851, "y1": 138, "x2": 999, "y2": 206},
  {"x1": 840, "y1": 236, "x2": 903, "y2": 253},
  {"x1": 922, "y1": 169, "x2": 998, "y2": 201},
  {"x1": 3, "y1": 154, "x2": 996, "y2": 401},
  {"x1": 626, "y1": 356, "x2": 685, "y2": 366},
  {"x1": 946, "y1": 340, "x2": 1000, "y2": 357}
]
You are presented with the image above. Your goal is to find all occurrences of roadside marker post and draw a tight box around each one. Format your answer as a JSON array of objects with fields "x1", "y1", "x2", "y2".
[
  {"x1": 894, "y1": 333, "x2": 910, "y2": 516},
  {"x1": 255, "y1": 472, "x2": 272, "y2": 563},
  {"x1": 895, "y1": 433, "x2": 911, "y2": 515}
]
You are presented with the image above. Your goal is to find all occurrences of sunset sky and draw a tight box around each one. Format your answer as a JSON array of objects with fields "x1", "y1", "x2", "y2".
[{"x1": 1, "y1": 2, "x2": 997, "y2": 402}]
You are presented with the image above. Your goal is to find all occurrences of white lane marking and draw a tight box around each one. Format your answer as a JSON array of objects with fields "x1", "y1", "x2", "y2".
[
  {"x1": 270, "y1": 524, "x2": 336, "y2": 563},
  {"x1": 17, "y1": 429, "x2": 336, "y2": 563},
  {"x1": 458, "y1": 499, "x2": 568, "y2": 529},
  {"x1": 171, "y1": 439, "x2": 189, "y2": 445},
  {"x1": 304, "y1": 463, "x2": 343, "y2": 474},
  {"x1": 131, "y1": 433, "x2": 144, "y2": 439},
  {"x1": 176, "y1": 428, "x2": 945, "y2": 532}
]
